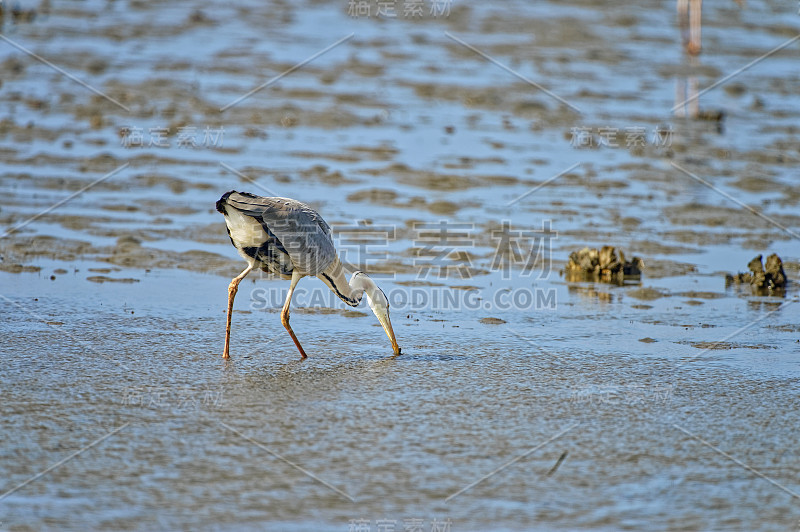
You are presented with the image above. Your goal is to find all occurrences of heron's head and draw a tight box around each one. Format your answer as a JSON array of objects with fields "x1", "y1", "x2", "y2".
[{"x1": 358, "y1": 274, "x2": 401, "y2": 356}]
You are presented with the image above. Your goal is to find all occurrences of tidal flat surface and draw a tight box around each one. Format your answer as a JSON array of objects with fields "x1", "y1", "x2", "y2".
[{"x1": 1, "y1": 0, "x2": 799, "y2": 530}]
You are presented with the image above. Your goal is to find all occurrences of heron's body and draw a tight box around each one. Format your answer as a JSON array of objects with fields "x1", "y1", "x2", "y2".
[
  {"x1": 216, "y1": 191, "x2": 400, "y2": 359},
  {"x1": 222, "y1": 205, "x2": 295, "y2": 278}
]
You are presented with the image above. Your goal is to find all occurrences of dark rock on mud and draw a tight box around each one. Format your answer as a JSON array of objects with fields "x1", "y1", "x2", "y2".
[
  {"x1": 564, "y1": 246, "x2": 643, "y2": 284},
  {"x1": 725, "y1": 253, "x2": 787, "y2": 293}
]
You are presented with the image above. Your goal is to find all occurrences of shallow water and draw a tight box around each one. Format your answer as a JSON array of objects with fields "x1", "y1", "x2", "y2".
[{"x1": 2, "y1": 1, "x2": 800, "y2": 530}]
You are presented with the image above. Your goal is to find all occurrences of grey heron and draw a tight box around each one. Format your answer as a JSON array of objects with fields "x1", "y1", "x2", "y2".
[
  {"x1": 677, "y1": 0, "x2": 745, "y2": 55},
  {"x1": 677, "y1": 0, "x2": 703, "y2": 55},
  {"x1": 216, "y1": 190, "x2": 401, "y2": 359}
]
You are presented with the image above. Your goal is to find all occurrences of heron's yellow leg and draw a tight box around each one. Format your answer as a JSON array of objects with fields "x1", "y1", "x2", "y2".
[
  {"x1": 281, "y1": 271, "x2": 308, "y2": 359},
  {"x1": 223, "y1": 264, "x2": 254, "y2": 358}
]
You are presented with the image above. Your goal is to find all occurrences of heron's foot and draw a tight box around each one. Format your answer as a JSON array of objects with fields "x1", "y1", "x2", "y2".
[{"x1": 296, "y1": 341, "x2": 308, "y2": 360}]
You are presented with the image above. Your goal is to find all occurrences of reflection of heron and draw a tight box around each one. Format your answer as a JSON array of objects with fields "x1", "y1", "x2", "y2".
[
  {"x1": 675, "y1": 1, "x2": 742, "y2": 120},
  {"x1": 674, "y1": 58, "x2": 700, "y2": 118},
  {"x1": 216, "y1": 191, "x2": 401, "y2": 359}
]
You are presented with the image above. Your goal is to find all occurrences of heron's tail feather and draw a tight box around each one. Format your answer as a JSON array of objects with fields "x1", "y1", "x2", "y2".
[{"x1": 216, "y1": 190, "x2": 236, "y2": 214}]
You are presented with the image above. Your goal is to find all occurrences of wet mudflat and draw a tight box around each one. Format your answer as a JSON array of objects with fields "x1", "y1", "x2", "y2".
[{"x1": 1, "y1": 1, "x2": 800, "y2": 530}]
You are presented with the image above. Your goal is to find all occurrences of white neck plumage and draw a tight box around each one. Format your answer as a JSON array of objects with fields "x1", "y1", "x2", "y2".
[
  {"x1": 318, "y1": 258, "x2": 373, "y2": 307},
  {"x1": 344, "y1": 271, "x2": 378, "y2": 306},
  {"x1": 318, "y1": 258, "x2": 400, "y2": 355}
]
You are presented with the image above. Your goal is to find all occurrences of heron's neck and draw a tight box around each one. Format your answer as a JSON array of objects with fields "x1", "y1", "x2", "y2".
[{"x1": 319, "y1": 258, "x2": 378, "y2": 308}]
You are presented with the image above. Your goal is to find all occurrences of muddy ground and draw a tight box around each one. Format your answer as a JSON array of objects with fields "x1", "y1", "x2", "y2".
[{"x1": 1, "y1": 0, "x2": 799, "y2": 530}]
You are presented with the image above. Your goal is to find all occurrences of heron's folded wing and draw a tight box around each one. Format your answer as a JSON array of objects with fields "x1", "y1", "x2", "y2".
[{"x1": 225, "y1": 192, "x2": 336, "y2": 275}]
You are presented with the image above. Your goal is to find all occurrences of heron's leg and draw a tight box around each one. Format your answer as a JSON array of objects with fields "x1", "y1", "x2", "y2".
[
  {"x1": 281, "y1": 270, "x2": 308, "y2": 359},
  {"x1": 677, "y1": 0, "x2": 690, "y2": 50},
  {"x1": 688, "y1": 0, "x2": 702, "y2": 55},
  {"x1": 223, "y1": 264, "x2": 254, "y2": 358}
]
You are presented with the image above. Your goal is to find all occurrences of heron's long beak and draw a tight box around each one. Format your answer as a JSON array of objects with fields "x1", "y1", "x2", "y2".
[{"x1": 376, "y1": 311, "x2": 401, "y2": 356}]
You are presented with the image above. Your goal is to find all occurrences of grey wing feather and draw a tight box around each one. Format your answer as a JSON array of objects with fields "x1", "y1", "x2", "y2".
[{"x1": 223, "y1": 191, "x2": 337, "y2": 275}]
